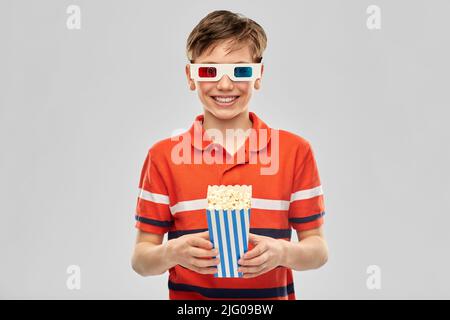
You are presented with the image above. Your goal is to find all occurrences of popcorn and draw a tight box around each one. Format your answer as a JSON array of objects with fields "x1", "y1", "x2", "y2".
[
  {"x1": 207, "y1": 185, "x2": 252, "y2": 210},
  {"x1": 205, "y1": 184, "x2": 252, "y2": 278}
]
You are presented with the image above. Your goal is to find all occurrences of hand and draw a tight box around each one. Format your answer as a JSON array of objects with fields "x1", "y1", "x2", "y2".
[
  {"x1": 167, "y1": 231, "x2": 220, "y2": 275},
  {"x1": 237, "y1": 233, "x2": 286, "y2": 278}
]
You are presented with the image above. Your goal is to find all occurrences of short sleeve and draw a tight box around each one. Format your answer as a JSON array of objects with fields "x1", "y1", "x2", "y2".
[
  {"x1": 135, "y1": 147, "x2": 173, "y2": 234},
  {"x1": 288, "y1": 142, "x2": 325, "y2": 231}
]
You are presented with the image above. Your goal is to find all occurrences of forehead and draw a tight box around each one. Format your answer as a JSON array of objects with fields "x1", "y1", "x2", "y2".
[{"x1": 196, "y1": 39, "x2": 253, "y2": 63}]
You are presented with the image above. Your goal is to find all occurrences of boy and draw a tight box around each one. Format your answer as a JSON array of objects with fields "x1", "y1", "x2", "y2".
[{"x1": 131, "y1": 10, "x2": 328, "y2": 300}]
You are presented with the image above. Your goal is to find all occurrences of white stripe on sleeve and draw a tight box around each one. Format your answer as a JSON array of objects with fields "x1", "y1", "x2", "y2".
[
  {"x1": 290, "y1": 185, "x2": 323, "y2": 202},
  {"x1": 138, "y1": 188, "x2": 170, "y2": 205}
]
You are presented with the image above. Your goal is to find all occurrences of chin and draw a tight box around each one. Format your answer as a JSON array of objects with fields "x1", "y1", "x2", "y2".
[{"x1": 206, "y1": 106, "x2": 246, "y2": 120}]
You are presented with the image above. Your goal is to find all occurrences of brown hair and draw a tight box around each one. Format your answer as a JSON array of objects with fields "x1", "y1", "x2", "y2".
[{"x1": 186, "y1": 10, "x2": 267, "y2": 63}]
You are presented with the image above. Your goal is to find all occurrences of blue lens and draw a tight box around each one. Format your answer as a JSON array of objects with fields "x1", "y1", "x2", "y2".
[{"x1": 234, "y1": 66, "x2": 252, "y2": 78}]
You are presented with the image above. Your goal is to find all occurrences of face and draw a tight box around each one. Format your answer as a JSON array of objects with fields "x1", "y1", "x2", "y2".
[{"x1": 185, "y1": 39, "x2": 264, "y2": 120}]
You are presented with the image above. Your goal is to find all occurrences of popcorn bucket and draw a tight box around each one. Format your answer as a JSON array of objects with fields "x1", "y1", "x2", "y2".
[{"x1": 205, "y1": 185, "x2": 251, "y2": 278}]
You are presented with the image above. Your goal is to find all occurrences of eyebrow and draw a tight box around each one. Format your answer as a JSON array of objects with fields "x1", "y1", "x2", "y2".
[{"x1": 200, "y1": 61, "x2": 250, "y2": 64}]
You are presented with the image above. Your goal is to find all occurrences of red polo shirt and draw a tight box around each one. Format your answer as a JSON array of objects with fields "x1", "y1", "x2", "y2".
[{"x1": 135, "y1": 111, "x2": 325, "y2": 300}]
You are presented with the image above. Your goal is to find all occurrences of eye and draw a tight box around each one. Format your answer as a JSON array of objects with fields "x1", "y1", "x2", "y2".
[
  {"x1": 198, "y1": 67, "x2": 217, "y2": 78},
  {"x1": 234, "y1": 67, "x2": 252, "y2": 78}
]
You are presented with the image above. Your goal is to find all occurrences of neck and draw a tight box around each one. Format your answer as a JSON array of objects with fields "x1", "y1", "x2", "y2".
[
  {"x1": 202, "y1": 110, "x2": 253, "y2": 133},
  {"x1": 202, "y1": 110, "x2": 253, "y2": 156}
]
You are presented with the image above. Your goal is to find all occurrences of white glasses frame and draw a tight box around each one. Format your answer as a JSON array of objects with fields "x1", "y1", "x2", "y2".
[{"x1": 189, "y1": 63, "x2": 262, "y2": 82}]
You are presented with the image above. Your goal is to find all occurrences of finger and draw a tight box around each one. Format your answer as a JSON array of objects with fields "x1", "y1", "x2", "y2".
[
  {"x1": 238, "y1": 264, "x2": 266, "y2": 274},
  {"x1": 191, "y1": 256, "x2": 221, "y2": 268},
  {"x1": 190, "y1": 246, "x2": 219, "y2": 258},
  {"x1": 190, "y1": 265, "x2": 219, "y2": 275},
  {"x1": 248, "y1": 233, "x2": 260, "y2": 244},
  {"x1": 238, "y1": 252, "x2": 267, "y2": 266},
  {"x1": 242, "y1": 271, "x2": 264, "y2": 278},
  {"x1": 242, "y1": 243, "x2": 267, "y2": 260},
  {"x1": 188, "y1": 236, "x2": 213, "y2": 249},
  {"x1": 196, "y1": 231, "x2": 211, "y2": 240}
]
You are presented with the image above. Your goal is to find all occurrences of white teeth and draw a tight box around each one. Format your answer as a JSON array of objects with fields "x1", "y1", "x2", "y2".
[{"x1": 213, "y1": 96, "x2": 238, "y2": 103}]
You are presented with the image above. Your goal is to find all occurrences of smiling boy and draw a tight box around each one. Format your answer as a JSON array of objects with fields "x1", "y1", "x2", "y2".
[{"x1": 131, "y1": 10, "x2": 328, "y2": 300}]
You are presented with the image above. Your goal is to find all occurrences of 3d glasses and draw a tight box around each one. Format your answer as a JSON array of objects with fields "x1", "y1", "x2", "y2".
[{"x1": 189, "y1": 63, "x2": 262, "y2": 82}]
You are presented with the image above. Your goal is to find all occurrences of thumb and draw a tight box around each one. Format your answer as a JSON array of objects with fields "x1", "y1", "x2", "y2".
[
  {"x1": 197, "y1": 231, "x2": 210, "y2": 239},
  {"x1": 248, "y1": 233, "x2": 260, "y2": 244}
]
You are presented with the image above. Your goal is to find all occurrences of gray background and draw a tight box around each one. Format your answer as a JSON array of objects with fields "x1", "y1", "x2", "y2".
[{"x1": 1, "y1": 0, "x2": 449, "y2": 299}]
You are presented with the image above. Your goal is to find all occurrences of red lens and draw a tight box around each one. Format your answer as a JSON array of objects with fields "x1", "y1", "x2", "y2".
[{"x1": 198, "y1": 67, "x2": 217, "y2": 78}]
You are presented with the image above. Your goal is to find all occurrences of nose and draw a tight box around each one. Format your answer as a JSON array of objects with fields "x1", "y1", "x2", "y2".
[{"x1": 216, "y1": 75, "x2": 234, "y2": 90}]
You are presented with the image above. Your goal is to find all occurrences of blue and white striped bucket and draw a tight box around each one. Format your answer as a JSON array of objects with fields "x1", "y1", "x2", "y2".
[{"x1": 206, "y1": 208, "x2": 251, "y2": 278}]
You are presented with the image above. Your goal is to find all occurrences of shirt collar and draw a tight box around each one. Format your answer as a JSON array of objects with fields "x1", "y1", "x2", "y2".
[{"x1": 188, "y1": 111, "x2": 272, "y2": 153}]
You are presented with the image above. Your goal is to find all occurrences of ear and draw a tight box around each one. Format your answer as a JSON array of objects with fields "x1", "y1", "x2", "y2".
[
  {"x1": 185, "y1": 64, "x2": 196, "y2": 91},
  {"x1": 254, "y1": 63, "x2": 264, "y2": 90}
]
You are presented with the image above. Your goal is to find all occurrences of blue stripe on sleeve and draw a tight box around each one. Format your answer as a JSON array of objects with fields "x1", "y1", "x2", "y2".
[
  {"x1": 135, "y1": 215, "x2": 173, "y2": 227},
  {"x1": 289, "y1": 211, "x2": 325, "y2": 224}
]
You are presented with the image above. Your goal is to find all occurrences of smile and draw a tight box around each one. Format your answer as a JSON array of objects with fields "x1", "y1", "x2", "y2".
[{"x1": 211, "y1": 96, "x2": 239, "y2": 106}]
